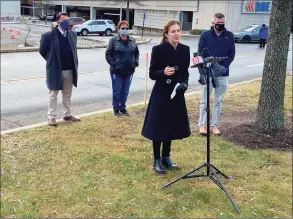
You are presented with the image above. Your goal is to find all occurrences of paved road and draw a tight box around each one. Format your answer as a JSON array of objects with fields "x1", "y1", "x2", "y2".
[{"x1": 1, "y1": 36, "x2": 292, "y2": 131}]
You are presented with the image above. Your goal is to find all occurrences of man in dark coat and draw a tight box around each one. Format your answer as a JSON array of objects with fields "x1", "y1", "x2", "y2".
[
  {"x1": 141, "y1": 20, "x2": 190, "y2": 174},
  {"x1": 39, "y1": 12, "x2": 80, "y2": 126},
  {"x1": 259, "y1": 24, "x2": 268, "y2": 48}
]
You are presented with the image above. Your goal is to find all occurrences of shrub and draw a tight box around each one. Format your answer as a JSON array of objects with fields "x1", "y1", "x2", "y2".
[{"x1": 190, "y1": 29, "x2": 205, "y2": 35}]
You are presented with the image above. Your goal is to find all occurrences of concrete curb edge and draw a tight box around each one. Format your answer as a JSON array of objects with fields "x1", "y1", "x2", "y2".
[{"x1": 0, "y1": 38, "x2": 151, "y2": 53}]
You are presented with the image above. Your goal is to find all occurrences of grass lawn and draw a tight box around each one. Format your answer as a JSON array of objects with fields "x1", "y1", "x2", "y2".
[{"x1": 1, "y1": 78, "x2": 292, "y2": 218}]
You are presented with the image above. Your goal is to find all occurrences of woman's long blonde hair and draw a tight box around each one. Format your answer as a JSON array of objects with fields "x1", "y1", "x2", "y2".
[{"x1": 160, "y1": 20, "x2": 181, "y2": 44}]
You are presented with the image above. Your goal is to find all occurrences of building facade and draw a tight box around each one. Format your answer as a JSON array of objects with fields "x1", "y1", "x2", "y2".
[
  {"x1": 1, "y1": 0, "x2": 21, "y2": 22},
  {"x1": 22, "y1": 0, "x2": 272, "y2": 32}
]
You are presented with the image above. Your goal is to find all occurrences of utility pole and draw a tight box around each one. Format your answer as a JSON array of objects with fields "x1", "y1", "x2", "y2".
[
  {"x1": 33, "y1": 0, "x2": 35, "y2": 20},
  {"x1": 120, "y1": 2, "x2": 122, "y2": 21}
]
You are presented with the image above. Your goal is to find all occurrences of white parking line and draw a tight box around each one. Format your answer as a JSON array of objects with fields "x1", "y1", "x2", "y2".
[{"x1": 245, "y1": 63, "x2": 264, "y2": 67}]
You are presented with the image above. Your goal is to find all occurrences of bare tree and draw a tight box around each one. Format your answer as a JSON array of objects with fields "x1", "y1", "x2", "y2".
[
  {"x1": 24, "y1": 23, "x2": 35, "y2": 47},
  {"x1": 255, "y1": 0, "x2": 293, "y2": 134},
  {"x1": 106, "y1": 0, "x2": 144, "y2": 24},
  {"x1": 34, "y1": 0, "x2": 52, "y2": 24},
  {"x1": 42, "y1": 0, "x2": 52, "y2": 24}
]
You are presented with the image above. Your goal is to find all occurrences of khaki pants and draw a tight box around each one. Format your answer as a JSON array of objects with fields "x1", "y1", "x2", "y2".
[{"x1": 48, "y1": 70, "x2": 73, "y2": 119}]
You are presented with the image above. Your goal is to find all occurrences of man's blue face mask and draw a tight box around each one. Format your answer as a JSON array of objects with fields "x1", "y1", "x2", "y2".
[{"x1": 59, "y1": 20, "x2": 69, "y2": 30}]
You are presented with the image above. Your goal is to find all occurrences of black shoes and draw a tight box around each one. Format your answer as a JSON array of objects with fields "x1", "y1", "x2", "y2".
[
  {"x1": 162, "y1": 157, "x2": 179, "y2": 170},
  {"x1": 120, "y1": 109, "x2": 129, "y2": 116},
  {"x1": 153, "y1": 159, "x2": 166, "y2": 174},
  {"x1": 153, "y1": 157, "x2": 180, "y2": 174},
  {"x1": 114, "y1": 109, "x2": 129, "y2": 116},
  {"x1": 114, "y1": 110, "x2": 122, "y2": 117}
]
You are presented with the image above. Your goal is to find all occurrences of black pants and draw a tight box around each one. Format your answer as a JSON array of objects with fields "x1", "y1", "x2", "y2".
[
  {"x1": 260, "y1": 39, "x2": 266, "y2": 48},
  {"x1": 153, "y1": 141, "x2": 171, "y2": 159}
]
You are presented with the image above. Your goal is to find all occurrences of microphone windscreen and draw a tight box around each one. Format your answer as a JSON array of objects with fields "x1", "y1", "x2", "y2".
[{"x1": 202, "y1": 47, "x2": 210, "y2": 58}]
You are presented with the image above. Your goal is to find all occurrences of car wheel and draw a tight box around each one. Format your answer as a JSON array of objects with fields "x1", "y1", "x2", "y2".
[
  {"x1": 81, "y1": 29, "x2": 88, "y2": 36},
  {"x1": 242, "y1": 35, "x2": 251, "y2": 43},
  {"x1": 105, "y1": 29, "x2": 112, "y2": 36}
]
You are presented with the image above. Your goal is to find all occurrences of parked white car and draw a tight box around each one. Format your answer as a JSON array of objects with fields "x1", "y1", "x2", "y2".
[{"x1": 72, "y1": 19, "x2": 116, "y2": 36}]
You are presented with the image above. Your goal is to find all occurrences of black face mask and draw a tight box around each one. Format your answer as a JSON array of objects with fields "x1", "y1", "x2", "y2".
[{"x1": 215, "y1": 24, "x2": 225, "y2": 32}]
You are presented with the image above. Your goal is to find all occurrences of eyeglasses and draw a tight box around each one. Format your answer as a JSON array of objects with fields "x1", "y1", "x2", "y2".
[{"x1": 121, "y1": 27, "x2": 129, "y2": 30}]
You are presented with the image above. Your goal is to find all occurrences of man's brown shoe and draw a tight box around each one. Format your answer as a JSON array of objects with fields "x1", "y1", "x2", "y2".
[
  {"x1": 48, "y1": 118, "x2": 57, "y2": 126},
  {"x1": 211, "y1": 126, "x2": 221, "y2": 135},
  {"x1": 63, "y1": 115, "x2": 81, "y2": 122},
  {"x1": 199, "y1": 126, "x2": 207, "y2": 135}
]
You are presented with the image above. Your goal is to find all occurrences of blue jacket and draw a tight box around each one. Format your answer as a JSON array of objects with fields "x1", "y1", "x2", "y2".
[
  {"x1": 198, "y1": 27, "x2": 235, "y2": 76},
  {"x1": 259, "y1": 26, "x2": 268, "y2": 40}
]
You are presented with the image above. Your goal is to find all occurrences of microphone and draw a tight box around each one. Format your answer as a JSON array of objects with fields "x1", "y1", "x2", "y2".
[
  {"x1": 191, "y1": 48, "x2": 211, "y2": 85},
  {"x1": 191, "y1": 48, "x2": 228, "y2": 66},
  {"x1": 202, "y1": 48, "x2": 219, "y2": 88},
  {"x1": 191, "y1": 47, "x2": 227, "y2": 87}
]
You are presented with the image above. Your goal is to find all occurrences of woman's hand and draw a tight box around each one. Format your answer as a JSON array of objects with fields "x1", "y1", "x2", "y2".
[{"x1": 164, "y1": 66, "x2": 175, "y2": 76}]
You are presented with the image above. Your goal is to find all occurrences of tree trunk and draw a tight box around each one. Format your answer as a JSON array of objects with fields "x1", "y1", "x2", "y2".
[
  {"x1": 126, "y1": 1, "x2": 130, "y2": 24},
  {"x1": 255, "y1": 0, "x2": 293, "y2": 134}
]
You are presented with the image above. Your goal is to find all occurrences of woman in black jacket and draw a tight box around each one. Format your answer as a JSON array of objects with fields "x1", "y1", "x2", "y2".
[
  {"x1": 105, "y1": 20, "x2": 139, "y2": 116},
  {"x1": 141, "y1": 20, "x2": 191, "y2": 174}
]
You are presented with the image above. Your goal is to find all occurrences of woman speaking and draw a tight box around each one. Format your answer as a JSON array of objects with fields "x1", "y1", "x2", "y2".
[{"x1": 142, "y1": 20, "x2": 191, "y2": 174}]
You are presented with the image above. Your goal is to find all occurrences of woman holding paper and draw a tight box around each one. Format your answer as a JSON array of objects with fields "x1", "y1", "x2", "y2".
[{"x1": 141, "y1": 20, "x2": 191, "y2": 174}]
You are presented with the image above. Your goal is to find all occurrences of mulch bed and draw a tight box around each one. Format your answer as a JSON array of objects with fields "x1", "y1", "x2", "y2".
[{"x1": 220, "y1": 110, "x2": 292, "y2": 151}]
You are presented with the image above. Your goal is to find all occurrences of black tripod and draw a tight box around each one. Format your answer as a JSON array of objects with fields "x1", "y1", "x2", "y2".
[{"x1": 162, "y1": 57, "x2": 241, "y2": 214}]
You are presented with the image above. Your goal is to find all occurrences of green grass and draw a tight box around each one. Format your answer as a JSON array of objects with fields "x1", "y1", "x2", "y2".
[{"x1": 1, "y1": 78, "x2": 292, "y2": 218}]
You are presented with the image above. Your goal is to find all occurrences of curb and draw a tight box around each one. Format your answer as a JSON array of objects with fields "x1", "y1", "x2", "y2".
[
  {"x1": 0, "y1": 44, "x2": 107, "y2": 53},
  {"x1": 0, "y1": 22, "x2": 21, "y2": 24},
  {"x1": 1, "y1": 77, "x2": 262, "y2": 135},
  {"x1": 81, "y1": 37, "x2": 152, "y2": 45},
  {"x1": 0, "y1": 38, "x2": 152, "y2": 53}
]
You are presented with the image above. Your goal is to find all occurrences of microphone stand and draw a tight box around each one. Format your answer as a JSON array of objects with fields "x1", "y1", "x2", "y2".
[{"x1": 162, "y1": 57, "x2": 241, "y2": 214}]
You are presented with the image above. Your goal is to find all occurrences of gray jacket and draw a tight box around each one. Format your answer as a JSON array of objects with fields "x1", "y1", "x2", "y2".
[{"x1": 105, "y1": 35, "x2": 139, "y2": 75}]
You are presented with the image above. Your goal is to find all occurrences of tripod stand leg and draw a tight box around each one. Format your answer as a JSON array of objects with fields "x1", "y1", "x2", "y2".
[
  {"x1": 211, "y1": 164, "x2": 230, "y2": 179},
  {"x1": 210, "y1": 168, "x2": 240, "y2": 214},
  {"x1": 161, "y1": 163, "x2": 207, "y2": 189}
]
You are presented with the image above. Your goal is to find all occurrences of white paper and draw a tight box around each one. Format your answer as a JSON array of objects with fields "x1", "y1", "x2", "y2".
[{"x1": 170, "y1": 83, "x2": 181, "y2": 99}]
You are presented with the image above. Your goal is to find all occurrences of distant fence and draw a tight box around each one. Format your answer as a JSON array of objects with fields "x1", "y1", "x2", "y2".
[{"x1": 0, "y1": 13, "x2": 21, "y2": 23}]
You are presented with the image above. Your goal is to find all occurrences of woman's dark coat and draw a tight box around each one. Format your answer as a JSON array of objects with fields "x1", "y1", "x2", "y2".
[{"x1": 141, "y1": 42, "x2": 191, "y2": 142}]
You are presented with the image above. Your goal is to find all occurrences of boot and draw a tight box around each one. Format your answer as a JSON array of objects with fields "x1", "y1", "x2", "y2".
[
  {"x1": 153, "y1": 159, "x2": 166, "y2": 174},
  {"x1": 161, "y1": 157, "x2": 179, "y2": 170}
]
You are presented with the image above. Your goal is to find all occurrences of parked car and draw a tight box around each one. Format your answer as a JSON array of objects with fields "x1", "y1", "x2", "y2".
[
  {"x1": 40, "y1": 14, "x2": 55, "y2": 21},
  {"x1": 72, "y1": 19, "x2": 116, "y2": 36},
  {"x1": 233, "y1": 24, "x2": 265, "y2": 43},
  {"x1": 68, "y1": 17, "x2": 85, "y2": 28}
]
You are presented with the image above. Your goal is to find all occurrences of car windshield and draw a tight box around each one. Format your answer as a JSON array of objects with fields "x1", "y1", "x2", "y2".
[
  {"x1": 107, "y1": 21, "x2": 115, "y2": 25},
  {"x1": 242, "y1": 26, "x2": 257, "y2": 32},
  {"x1": 83, "y1": 20, "x2": 92, "y2": 25}
]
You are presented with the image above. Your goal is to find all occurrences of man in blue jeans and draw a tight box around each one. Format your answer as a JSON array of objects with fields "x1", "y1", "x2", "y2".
[
  {"x1": 105, "y1": 20, "x2": 139, "y2": 116},
  {"x1": 197, "y1": 12, "x2": 236, "y2": 135}
]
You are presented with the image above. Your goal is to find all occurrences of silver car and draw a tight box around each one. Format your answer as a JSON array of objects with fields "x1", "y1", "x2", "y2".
[{"x1": 72, "y1": 19, "x2": 116, "y2": 36}]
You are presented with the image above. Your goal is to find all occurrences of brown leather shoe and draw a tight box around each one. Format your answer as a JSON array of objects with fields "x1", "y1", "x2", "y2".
[
  {"x1": 63, "y1": 115, "x2": 81, "y2": 122},
  {"x1": 48, "y1": 118, "x2": 57, "y2": 126},
  {"x1": 199, "y1": 126, "x2": 207, "y2": 135},
  {"x1": 211, "y1": 126, "x2": 221, "y2": 135}
]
